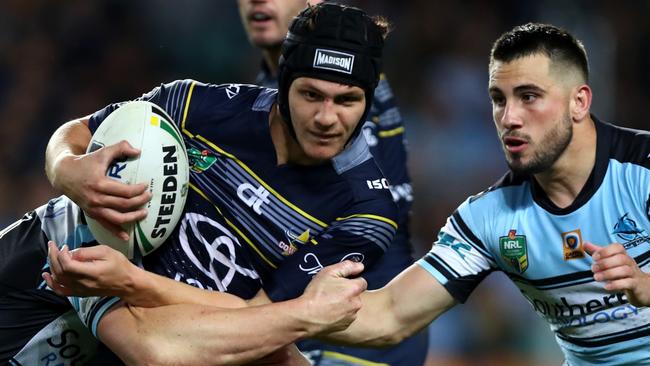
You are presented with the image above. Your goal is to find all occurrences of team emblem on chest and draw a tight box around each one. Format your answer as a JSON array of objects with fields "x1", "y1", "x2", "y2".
[{"x1": 499, "y1": 229, "x2": 529, "y2": 274}]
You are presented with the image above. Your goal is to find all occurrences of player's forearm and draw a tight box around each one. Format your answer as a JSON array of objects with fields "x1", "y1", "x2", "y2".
[
  {"x1": 324, "y1": 265, "x2": 455, "y2": 347},
  {"x1": 45, "y1": 118, "x2": 91, "y2": 190},
  {"x1": 322, "y1": 288, "x2": 409, "y2": 346},
  {"x1": 124, "y1": 265, "x2": 247, "y2": 308},
  {"x1": 99, "y1": 299, "x2": 320, "y2": 365}
]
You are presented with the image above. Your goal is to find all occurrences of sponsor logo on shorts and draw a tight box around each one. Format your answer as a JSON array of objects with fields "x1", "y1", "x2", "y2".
[
  {"x1": 313, "y1": 49, "x2": 354, "y2": 74},
  {"x1": 499, "y1": 229, "x2": 528, "y2": 273},
  {"x1": 561, "y1": 229, "x2": 585, "y2": 261}
]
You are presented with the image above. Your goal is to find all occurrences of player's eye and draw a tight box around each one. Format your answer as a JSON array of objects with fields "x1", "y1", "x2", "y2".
[{"x1": 302, "y1": 90, "x2": 321, "y2": 101}]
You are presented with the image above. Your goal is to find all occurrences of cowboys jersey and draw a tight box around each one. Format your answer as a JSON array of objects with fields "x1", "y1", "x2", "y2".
[
  {"x1": 257, "y1": 65, "x2": 426, "y2": 366},
  {"x1": 88, "y1": 80, "x2": 398, "y2": 301},
  {"x1": 418, "y1": 119, "x2": 650, "y2": 365}
]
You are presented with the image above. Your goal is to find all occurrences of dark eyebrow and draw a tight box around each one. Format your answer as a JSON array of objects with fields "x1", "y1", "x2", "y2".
[{"x1": 513, "y1": 84, "x2": 545, "y2": 94}]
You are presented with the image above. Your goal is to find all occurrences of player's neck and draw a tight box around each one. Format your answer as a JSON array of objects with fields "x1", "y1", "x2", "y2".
[
  {"x1": 533, "y1": 117, "x2": 597, "y2": 208},
  {"x1": 262, "y1": 47, "x2": 281, "y2": 78}
]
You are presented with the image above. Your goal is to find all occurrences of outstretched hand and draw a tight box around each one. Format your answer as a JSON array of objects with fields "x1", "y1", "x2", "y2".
[
  {"x1": 42, "y1": 241, "x2": 138, "y2": 298},
  {"x1": 55, "y1": 140, "x2": 150, "y2": 241},
  {"x1": 585, "y1": 241, "x2": 650, "y2": 306},
  {"x1": 299, "y1": 260, "x2": 367, "y2": 335}
]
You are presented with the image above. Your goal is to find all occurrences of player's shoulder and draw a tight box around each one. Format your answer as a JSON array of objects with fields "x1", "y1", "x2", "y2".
[
  {"x1": 163, "y1": 79, "x2": 275, "y2": 110},
  {"x1": 332, "y1": 133, "x2": 398, "y2": 214},
  {"x1": 599, "y1": 117, "x2": 650, "y2": 169},
  {"x1": 459, "y1": 171, "x2": 530, "y2": 217}
]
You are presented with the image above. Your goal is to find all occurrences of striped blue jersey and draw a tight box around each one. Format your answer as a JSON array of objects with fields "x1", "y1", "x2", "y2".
[
  {"x1": 417, "y1": 119, "x2": 650, "y2": 365},
  {"x1": 257, "y1": 67, "x2": 415, "y2": 288},
  {"x1": 88, "y1": 80, "x2": 398, "y2": 302}
]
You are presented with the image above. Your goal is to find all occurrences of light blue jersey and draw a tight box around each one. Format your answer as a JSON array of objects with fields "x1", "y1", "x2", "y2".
[{"x1": 418, "y1": 119, "x2": 650, "y2": 365}]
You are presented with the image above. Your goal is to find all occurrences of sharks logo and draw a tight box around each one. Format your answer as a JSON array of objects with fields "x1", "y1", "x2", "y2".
[{"x1": 613, "y1": 213, "x2": 645, "y2": 241}]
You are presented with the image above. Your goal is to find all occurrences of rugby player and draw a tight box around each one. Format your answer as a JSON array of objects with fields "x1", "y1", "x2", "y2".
[
  {"x1": 315, "y1": 23, "x2": 650, "y2": 366},
  {"x1": 2, "y1": 3, "x2": 396, "y2": 365},
  {"x1": 237, "y1": 0, "x2": 428, "y2": 364}
]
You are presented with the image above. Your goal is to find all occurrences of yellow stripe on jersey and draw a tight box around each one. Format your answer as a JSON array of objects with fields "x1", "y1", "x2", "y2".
[
  {"x1": 189, "y1": 183, "x2": 277, "y2": 269},
  {"x1": 378, "y1": 126, "x2": 404, "y2": 138},
  {"x1": 321, "y1": 351, "x2": 389, "y2": 366},
  {"x1": 150, "y1": 116, "x2": 159, "y2": 126},
  {"x1": 181, "y1": 80, "x2": 197, "y2": 138},
  {"x1": 335, "y1": 214, "x2": 398, "y2": 229},
  {"x1": 193, "y1": 134, "x2": 329, "y2": 229}
]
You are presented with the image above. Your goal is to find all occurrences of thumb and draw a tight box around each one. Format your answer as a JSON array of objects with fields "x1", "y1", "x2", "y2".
[
  {"x1": 69, "y1": 245, "x2": 112, "y2": 262},
  {"x1": 584, "y1": 241, "x2": 601, "y2": 257},
  {"x1": 330, "y1": 260, "x2": 364, "y2": 278}
]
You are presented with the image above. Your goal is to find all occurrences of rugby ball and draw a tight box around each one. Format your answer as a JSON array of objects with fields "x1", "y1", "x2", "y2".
[{"x1": 85, "y1": 101, "x2": 189, "y2": 259}]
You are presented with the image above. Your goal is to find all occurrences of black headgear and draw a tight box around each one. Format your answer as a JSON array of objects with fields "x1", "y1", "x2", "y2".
[{"x1": 277, "y1": 2, "x2": 384, "y2": 142}]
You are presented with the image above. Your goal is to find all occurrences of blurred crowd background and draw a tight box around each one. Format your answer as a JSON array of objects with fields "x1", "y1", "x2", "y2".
[{"x1": 2, "y1": 1, "x2": 649, "y2": 365}]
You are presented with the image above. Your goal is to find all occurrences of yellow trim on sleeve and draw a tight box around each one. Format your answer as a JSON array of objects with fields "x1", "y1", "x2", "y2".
[
  {"x1": 335, "y1": 214, "x2": 398, "y2": 229},
  {"x1": 378, "y1": 126, "x2": 404, "y2": 138},
  {"x1": 321, "y1": 351, "x2": 389, "y2": 366},
  {"x1": 181, "y1": 81, "x2": 197, "y2": 138}
]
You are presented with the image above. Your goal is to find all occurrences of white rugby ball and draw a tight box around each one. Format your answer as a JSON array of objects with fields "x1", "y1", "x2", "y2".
[{"x1": 85, "y1": 101, "x2": 189, "y2": 259}]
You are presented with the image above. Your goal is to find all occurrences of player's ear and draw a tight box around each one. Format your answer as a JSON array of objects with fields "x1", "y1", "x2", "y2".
[{"x1": 570, "y1": 84, "x2": 592, "y2": 122}]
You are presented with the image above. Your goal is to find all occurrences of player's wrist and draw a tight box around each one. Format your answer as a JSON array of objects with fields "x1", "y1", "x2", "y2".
[
  {"x1": 289, "y1": 296, "x2": 326, "y2": 337},
  {"x1": 49, "y1": 152, "x2": 79, "y2": 192}
]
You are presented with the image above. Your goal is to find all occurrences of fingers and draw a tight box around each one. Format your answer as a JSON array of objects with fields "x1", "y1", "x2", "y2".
[
  {"x1": 584, "y1": 242, "x2": 626, "y2": 261},
  {"x1": 98, "y1": 179, "x2": 149, "y2": 201},
  {"x1": 102, "y1": 140, "x2": 141, "y2": 162}
]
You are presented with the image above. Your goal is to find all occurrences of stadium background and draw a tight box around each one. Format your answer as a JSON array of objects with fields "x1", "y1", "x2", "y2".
[{"x1": 1, "y1": 1, "x2": 648, "y2": 365}]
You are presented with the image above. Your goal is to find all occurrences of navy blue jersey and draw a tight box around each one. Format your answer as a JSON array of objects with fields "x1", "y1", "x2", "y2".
[
  {"x1": 257, "y1": 64, "x2": 426, "y2": 366},
  {"x1": 418, "y1": 119, "x2": 650, "y2": 365},
  {"x1": 257, "y1": 67, "x2": 415, "y2": 288},
  {"x1": 89, "y1": 80, "x2": 398, "y2": 302}
]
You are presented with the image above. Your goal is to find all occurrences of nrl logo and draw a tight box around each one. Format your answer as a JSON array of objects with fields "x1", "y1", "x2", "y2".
[
  {"x1": 499, "y1": 229, "x2": 528, "y2": 274},
  {"x1": 188, "y1": 148, "x2": 217, "y2": 173},
  {"x1": 313, "y1": 49, "x2": 354, "y2": 74}
]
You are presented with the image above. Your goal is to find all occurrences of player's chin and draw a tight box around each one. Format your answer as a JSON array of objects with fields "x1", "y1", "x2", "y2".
[{"x1": 305, "y1": 145, "x2": 342, "y2": 162}]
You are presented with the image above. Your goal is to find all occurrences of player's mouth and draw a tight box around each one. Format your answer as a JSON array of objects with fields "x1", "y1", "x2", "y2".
[
  {"x1": 310, "y1": 132, "x2": 340, "y2": 144},
  {"x1": 248, "y1": 11, "x2": 273, "y2": 26},
  {"x1": 503, "y1": 136, "x2": 528, "y2": 153}
]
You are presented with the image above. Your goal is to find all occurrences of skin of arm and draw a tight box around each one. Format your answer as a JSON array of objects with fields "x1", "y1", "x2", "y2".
[
  {"x1": 44, "y1": 243, "x2": 366, "y2": 365},
  {"x1": 322, "y1": 263, "x2": 457, "y2": 347}
]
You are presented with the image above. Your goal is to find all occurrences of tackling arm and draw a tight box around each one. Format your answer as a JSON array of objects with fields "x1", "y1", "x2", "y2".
[
  {"x1": 323, "y1": 263, "x2": 457, "y2": 347},
  {"x1": 44, "y1": 244, "x2": 366, "y2": 365}
]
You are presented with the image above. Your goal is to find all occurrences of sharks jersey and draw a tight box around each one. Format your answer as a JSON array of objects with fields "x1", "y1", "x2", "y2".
[
  {"x1": 418, "y1": 119, "x2": 650, "y2": 365},
  {"x1": 88, "y1": 80, "x2": 398, "y2": 302},
  {"x1": 0, "y1": 196, "x2": 119, "y2": 365}
]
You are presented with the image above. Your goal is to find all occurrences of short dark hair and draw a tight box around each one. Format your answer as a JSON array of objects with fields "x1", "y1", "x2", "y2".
[{"x1": 490, "y1": 23, "x2": 589, "y2": 82}]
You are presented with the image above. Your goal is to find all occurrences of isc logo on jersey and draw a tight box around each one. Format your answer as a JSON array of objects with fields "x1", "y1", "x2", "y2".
[{"x1": 86, "y1": 101, "x2": 190, "y2": 259}]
